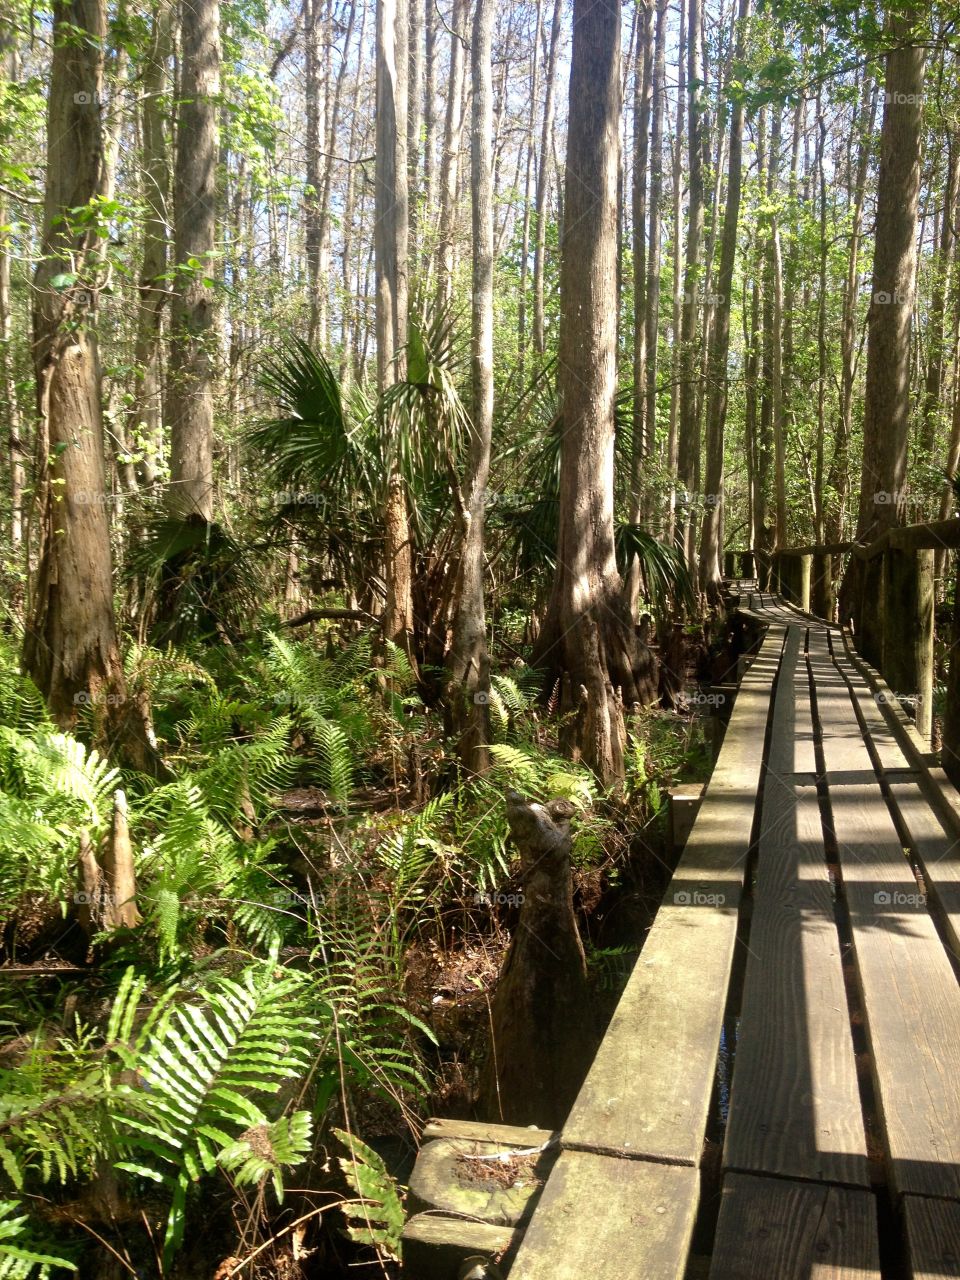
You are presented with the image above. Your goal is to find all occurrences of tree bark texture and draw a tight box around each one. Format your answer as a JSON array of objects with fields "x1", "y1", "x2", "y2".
[{"x1": 479, "y1": 794, "x2": 594, "y2": 1128}]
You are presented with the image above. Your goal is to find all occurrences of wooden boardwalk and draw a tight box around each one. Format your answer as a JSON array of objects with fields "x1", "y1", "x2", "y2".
[{"x1": 491, "y1": 592, "x2": 960, "y2": 1278}]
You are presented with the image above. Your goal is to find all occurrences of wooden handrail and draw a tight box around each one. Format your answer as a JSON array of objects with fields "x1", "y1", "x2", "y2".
[{"x1": 749, "y1": 516, "x2": 960, "y2": 564}]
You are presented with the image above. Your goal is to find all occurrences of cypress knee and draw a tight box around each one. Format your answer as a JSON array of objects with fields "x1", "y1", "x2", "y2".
[{"x1": 479, "y1": 792, "x2": 595, "y2": 1128}]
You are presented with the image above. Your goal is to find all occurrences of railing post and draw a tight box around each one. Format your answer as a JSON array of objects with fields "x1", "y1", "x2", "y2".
[
  {"x1": 723, "y1": 551, "x2": 736, "y2": 579},
  {"x1": 857, "y1": 555, "x2": 885, "y2": 670},
  {"x1": 811, "y1": 552, "x2": 834, "y2": 620},
  {"x1": 797, "y1": 554, "x2": 811, "y2": 612},
  {"x1": 755, "y1": 549, "x2": 772, "y2": 591},
  {"x1": 777, "y1": 553, "x2": 811, "y2": 611},
  {"x1": 881, "y1": 547, "x2": 934, "y2": 744},
  {"x1": 944, "y1": 553, "x2": 960, "y2": 785},
  {"x1": 741, "y1": 550, "x2": 755, "y2": 579}
]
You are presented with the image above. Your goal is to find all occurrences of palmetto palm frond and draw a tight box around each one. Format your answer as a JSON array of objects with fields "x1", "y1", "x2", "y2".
[
  {"x1": 377, "y1": 300, "x2": 472, "y2": 557},
  {"x1": 250, "y1": 339, "x2": 374, "y2": 502},
  {"x1": 379, "y1": 302, "x2": 469, "y2": 489},
  {"x1": 615, "y1": 524, "x2": 696, "y2": 614}
]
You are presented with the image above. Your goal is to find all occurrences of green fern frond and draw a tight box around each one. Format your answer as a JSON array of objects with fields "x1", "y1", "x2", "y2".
[
  {"x1": 380, "y1": 640, "x2": 416, "y2": 690},
  {"x1": 216, "y1": 1111, "x2": 313, "y2": 1199},
  {"x1": 488, "y1": 743, "x2": 595, "y2": 808},
  {"x1": 0, "y1": 729, "x2": 117, "y2": 828},
  {"x1": 0, "y1": 639, "x2": 49, "y2": 735},
  {"x1": 0, "y1": 1051, "x2": 107, "y2": 1190},
  {"x1": 189, "y1": 717, "x2": 295, "y2": 825},
  {"x1": 310, "y1": 718, "x2": 353, "y2": 807},
  {"x1": 0, "y1": 1200, "x2": 76, "y2": 1278},
  {"x1": 113, "y1": 961, "x2": 317, "y2": 1265},
  {"x1": 334, "y1": 1129, "x2": 405, "y2": 1262}
]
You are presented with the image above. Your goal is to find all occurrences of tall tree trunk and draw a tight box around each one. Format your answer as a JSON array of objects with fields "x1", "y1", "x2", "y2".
[
  {"x1": 643, "y1": 0, "x2": 668, "y2": 498},
  {"x1": 167, "y1": 0, "x2": 220, "y2": 523},
  {"x1": 517, "y1": 0, "x2": 542, "y2": 371},
  {"x1": 623, "y1": 0, "x2": 653, "y2": 615},
  {"x1": 814, "y1": 86, "x2": 827, "y2": 544},
  {"x1": 698, "y1": 0, "x2": 750, "y2": 599},
  {"x1": 533, "y1": 0, "x2": 656, "y2": 785},
  {"x1": 841, "y1": 9, "x2": 925, "y2": 626},
  {"x1": 446, "y1": 0, "x2": 493, "y2": 773},
  {"x1": 0, "y1": 181, "x2": 22, "y2": 564},
  {"x1": 435, "y1": 0, "x2": 467, "y2": 307},
  {"x1": 22, "y1": 0, "x2": 155, "y2": 771},
  {"x1": 665, "y1": 0, "x2": 685, "y2": 545},
  {"x1": 677, "y1": 0, "x2": 705, "y2": 577},
  {"x1": 376, "y1": 0, "x2": 416, "y2": 663},
  {"x1": 770, "y1": 108, "x2": 786, "y2": 549},
  {"x1": 1, "y1": 22, "x2": 23, "y2": 603},
  {"x1": 407, "y1": 0, "x2": 423, "y2": 258},
  {"x1": 315, "y1": 0, "x2": 358, "y2": 355},
  {"x1": 630, "y1": 0, "x2": 653, "y2": 478},
  {"x1": 922, "y1": 135, "x2": 959, "y2": 459},
  {"x1": 127, "y1": 0, "x2": 171, "y2": 491},
  {"x1": 423, "y1": 0, "x2": 438, "y2": 223},
  {"x1": 826, "y1": 74, "x2": 875, "y2": 547},
  {"x1": 755, "y1": 108, "x2": 774, "y2": 571},
  {"x1": 0, "y1": 23, "x2": 23, "y2": 563},
  {"x1": 531, "y1": 0, "x2": 562, "y2": 355},
  {"x1": 304, "y1": 0, "x2": 327, "y2": 348},
  {"x1": 339, "y1": 0, "x2": 368, "y2": 385},
  {"x1": 744, "y1": 257, "x2": 760, "y2": 553}
]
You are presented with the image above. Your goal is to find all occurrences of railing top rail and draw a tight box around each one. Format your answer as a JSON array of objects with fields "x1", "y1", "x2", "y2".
[{"x1": 742, "y1": 517, "x2": 960, "y2": 563}]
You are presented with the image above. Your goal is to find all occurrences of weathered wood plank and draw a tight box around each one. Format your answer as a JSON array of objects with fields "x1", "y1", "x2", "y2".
[
  {"x1": 904, "y1": 1195, "x2": 960, "y2": 1278},
  {"x1": 709, "y1": 1173, "x2": 879, "y2": 1279},
  {"x1": 509, "y1": 1151, "x2": 698, "y2": 1280},
  {"x1": 401, "y1": 1213, "x2": 517, "y2": 1280},
  {"x1": 813, "y1": 632, "x2": 960, "y2": 1199},
  {"x1": 421, "y1": 1117, "x2": 554, "y2": 1148},
  {"x1": 562, "y1": 628, "x2": 786, "y2": 1163},
  {"x1": 884, "y1": 780, "x2": 960, "y2": 959},
  {"x1": 723, "y1": 626, "x2": 869, "y2": 1186},
  {"x1": 830, "y1": 643, "x2": 913, "y2": 773}
]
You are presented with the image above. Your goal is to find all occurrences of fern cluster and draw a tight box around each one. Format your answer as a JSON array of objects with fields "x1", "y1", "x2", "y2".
[
  {"x1": 0, "y1": 622, "x2": 634, "y2": 1274},
  {"x1": 0, "y1": 646, "x2": 119, "y2": 917},
  {"x1": 109, "y1": 960, "x2": 317, "y2": 1264}
]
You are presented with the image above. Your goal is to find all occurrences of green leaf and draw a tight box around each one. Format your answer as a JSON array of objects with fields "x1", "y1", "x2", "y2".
[{"x1": 334, "y1": 1128, "x2": 405, "y2": 1262}]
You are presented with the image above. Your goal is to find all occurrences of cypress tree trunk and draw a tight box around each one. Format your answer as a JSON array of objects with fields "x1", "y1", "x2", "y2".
[
  {"x1": 517, "y1": 0, "x2": 543, "y2": 371},
  {"x1": 304, "y1": 0, "x2": 326, "y2": 349},
  {"x1": 676, "y1": 0, "x2": 705, "y2": 577},
  {"x1": 434, "y1": 0, "x2": 466, "y2": 308},
  {"x1": 167, "y1": 0, "x2": 220, "y2": 523},
  {"x1": 0, "y1": 6, "x2": 24, "y2": 585},
  {"x1": 479, "y1": 794, "x2": 594, "y2": 1128},
  {"x1": 127, "y1": 0, "x2": 171, "y2": 491},
  {"x1": 643, "y1": 0, "x2": 669, "y2": 498},
  {"x1": 23, "y1": 0, "x2": 157, "y2": 772},
  {"x1": 533, "y1": 0, "x2": 657, "y2": 785},
  {"x1": 665, "y1": 0, "x2": 685, "y2": 544},
  {"x1": 699, "y1": 0, "x2": 750, "y2": 600},
  {"x1": 827, "y1": 74, "x2": 876, "y2": 549},
  {"x1": 840, "y1": 8, "x2": 925, "y2": 630},
  {"x1": 532, "y1": 0, "x2": 563, "y2": 355},
  {"x1": 376, "y1": 0, "x2": 417, "y2": 665},
  {"x1": 446, "y1": 0, "x2": 493, "y2": 773}
]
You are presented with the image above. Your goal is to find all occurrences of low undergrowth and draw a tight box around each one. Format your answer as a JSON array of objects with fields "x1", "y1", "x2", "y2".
[{"x1": 0, "y1": 620, "x2": 711, "y2": 1277}]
